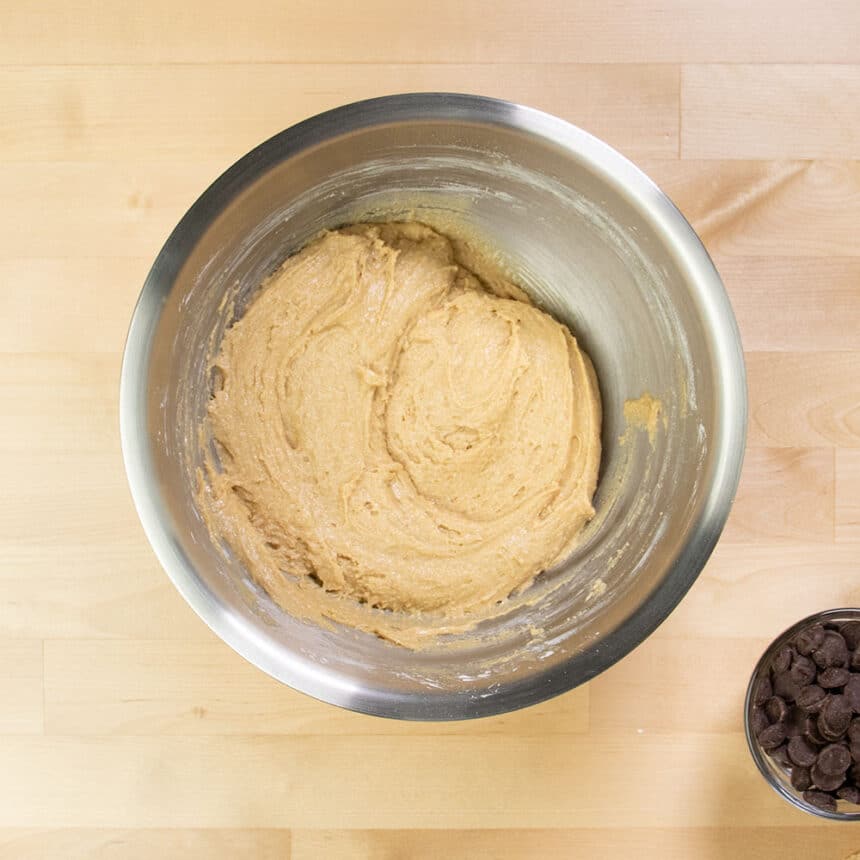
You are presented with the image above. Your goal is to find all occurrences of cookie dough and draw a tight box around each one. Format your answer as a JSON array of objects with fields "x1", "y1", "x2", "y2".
[{"x1": 201, "y1": 222, "x2": 601, "y2": 623}]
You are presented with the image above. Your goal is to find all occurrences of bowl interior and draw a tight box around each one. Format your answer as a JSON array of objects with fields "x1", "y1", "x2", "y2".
[{"x1": 123, "y1": 96, "x2": 745, "y2": 718}]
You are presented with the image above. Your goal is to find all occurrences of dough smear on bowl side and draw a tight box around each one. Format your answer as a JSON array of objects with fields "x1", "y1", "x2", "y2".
[{"x1": 199, "y1": 222, "x2": 601, "y2": 643}]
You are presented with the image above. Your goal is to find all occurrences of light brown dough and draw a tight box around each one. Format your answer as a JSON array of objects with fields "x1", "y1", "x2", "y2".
[{"x1": 201, "y1": 222, "x2": 601, "y2": 622}]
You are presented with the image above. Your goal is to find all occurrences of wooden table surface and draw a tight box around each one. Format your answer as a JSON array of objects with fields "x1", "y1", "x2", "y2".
[{"x1": 3, "y1": 1, "x2": 860, "y2": 857}]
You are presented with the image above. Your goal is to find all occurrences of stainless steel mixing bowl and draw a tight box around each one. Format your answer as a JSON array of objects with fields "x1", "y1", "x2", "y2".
[{"x1": 121, "y1": 93, "x2": 747, "y2": 720}]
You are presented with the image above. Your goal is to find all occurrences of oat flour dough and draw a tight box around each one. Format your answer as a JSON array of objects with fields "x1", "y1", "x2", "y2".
[{"x1": 201, "y1": 222, "x2": 601, "y2": 628}]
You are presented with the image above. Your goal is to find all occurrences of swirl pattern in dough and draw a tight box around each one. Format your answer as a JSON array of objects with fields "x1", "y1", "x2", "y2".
[{"x1": 202, "y1": 222, "x2": 601, "y2": 622}]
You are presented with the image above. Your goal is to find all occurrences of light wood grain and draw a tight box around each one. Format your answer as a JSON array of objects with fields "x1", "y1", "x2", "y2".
[
  {"x1": 0, "y1": 554, "x2": 202, "y2": 641},
  {"x1": 716, "y1": 257, "x2": 860, "y2": 351},
  {"x1": 747, "y1": 352, "x2": 860, "y2": 448},
  {"x1": 0, "y1": 641, "x2": 43, "y2": 734},
  {"x1": 722, "y1": 447, "x2": 834, "y2": 543},
  {"x1": 1, "y1": 64, "x2": 679, "y2": 162},
  {"x1": 0, "y1": 452, "x2": 132, "y2": 542},
  {"x1": 588, "y1": 636, "x2": 766, "y2": 734},
  {"x1": 644, "y1": 159, "x2": 860, "y2": 257},
  {"x1": 0, "y1": 161, "x2": 222, "y2": 259},
  {"x1": 0, "y1": 829, "x2": 291, "y2": 859},
  {"x1": 43, "y1": 639, "x2": 588, "y2": 736},
  {"x1": 3, "y1": 1, "x2": 860, "y2": 855},
  {"x1": 291, "y1": 828, "x2": 860, "y2": 860},
  {"x1": 0, "y1": 733, "x2": 817, "y2": 829},
  {"x1": 3, "y1": 0, "x2": 858, "y2": 64},
  {"x1": 837, "y1": 449, "x2": 860, "y2": 542},
  {"x1": 682, "y1": 65, "x2": 860, "y2": 159},
  {"x1": 656, "y1": 542, "x2": 860, "y2": 641},
  {"x1": 0, "y1": 258, "x2": 148, "y2": 353},
  {"x1": 0, "y1": 355, "x2": 120, "y2": 452}
]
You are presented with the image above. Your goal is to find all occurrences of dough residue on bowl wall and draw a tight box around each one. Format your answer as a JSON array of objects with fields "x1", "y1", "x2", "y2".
[
  {"x1": 198, "y1": 222, "x2": 602, "y2": 646},
  {"x1": 619, "y1": 392, "x2": 665, "y2": 448}
]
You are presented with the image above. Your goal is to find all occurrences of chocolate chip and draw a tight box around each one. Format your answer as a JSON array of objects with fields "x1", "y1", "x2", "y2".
[
  {"x1": 790, "y1": 655, "x2": 817, "y2": 687},
  {"x1": 785, "y1": 706, "x2": 806, "y2": 738},
  {"x1": 819, "y1": 667, "x2": 851, "y2": 689},
  {"x1": 753, "y1": 675, "x2": 773, "y2": 707},
  {"x1": 806, "y1": 715, "x2": 828, "y2": 746},
  {"x1": 849, "y1": 718, "x2": 860, "y2": 744},
  {"x1": 796, "y1": 685, "x2": 826, "y2": 713},
  {"x1": 773, "y1": 645, "x2": 794, "y2": 673},
  {"x1": 765, "y1": 696, "x2": 788, "y2": 724},
  {"x1": 811, "y1": 763, "x2": 845, "y2": 792},
  {"x1": 770, "y1": 743, "x2": 792, "y2": 768},
  {"x1": 750, "y1": 705, "x2": 769, "y2": 736},
  {"x1": 817, "y1": 743, "x2": 852, "y2": 775},
  {"x1": 849, "y1": 741, "x2": 860, "y2": 764},
  {"x1": 844, "y1": 674, "x2": 860, "y2": 711},
  {"x1": 788, "y1": 735, "x2": 820, "y2": 767},
  {"x1": 804, "y1": 789, "x2": 838, "y2": 812},
  {"x1": 773, "y1": 671, "x2": 801, "y2": 702},
  {"x1": 791, "y1": 765, "x2": 813, "y2": 791},
  {"x1": 797, "y1": 624, "x2": 826, "y2": 656},
  {"x1": 813, "y1": 631, "x2": 849, "y2": 669},
  {"x1": 838, "y1": 621, "x2": 860, "y2": 650},
  {"x1": 758, "y1": 722, "x2": 787, "y2": 750},
  {"x1": 852, "y1": 645, "x2": 860, "y2": 671},
  {"x1": 837, "y1": 785, "x2": 860, "y2": 805},
  {"x1": 819, "y1": 695, "x2": 853, "y2": 740}
]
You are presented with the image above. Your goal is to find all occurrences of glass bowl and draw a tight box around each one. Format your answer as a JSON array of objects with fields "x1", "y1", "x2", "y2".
[{"x1": 745, "y1": 608, "x2": 860, "y2": 820}]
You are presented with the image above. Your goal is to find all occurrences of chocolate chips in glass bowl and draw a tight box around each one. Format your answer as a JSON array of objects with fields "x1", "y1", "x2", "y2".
[{"x1": 748, "y1": 614, "x2": 860, "y2": 816}]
